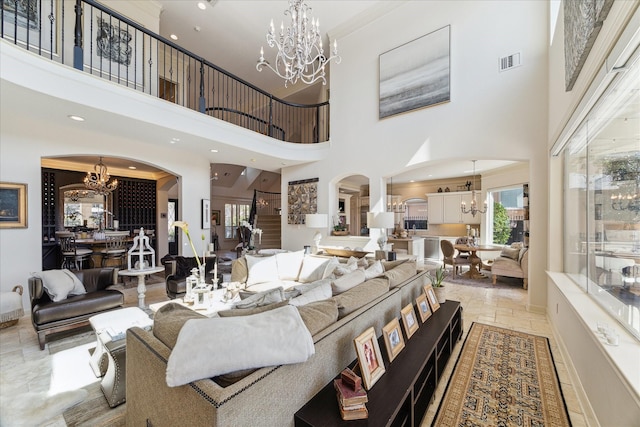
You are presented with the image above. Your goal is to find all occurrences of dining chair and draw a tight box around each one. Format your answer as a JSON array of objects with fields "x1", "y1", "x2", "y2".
[
  {"x1": 455, "y1": 237, "x2": 471, "y2": 259},
  {"x1": 56, "y1": 231, "x2": 93, "y2": 270},
  {"x1": 441, "y1": 239, "x2": 471, "y2": 279},
  {"x1": 99, "y1": 231, "x2": 130, "y2": 268}
]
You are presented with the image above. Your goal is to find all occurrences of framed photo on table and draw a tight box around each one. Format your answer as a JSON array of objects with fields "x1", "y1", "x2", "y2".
[
  {"x1": 354, "y1": 327, "x2": 385, "y2": 390},
  {"x1": 416, "y1": 294, "x2": 432, "y2": 323},
  {"x1": 423, "y1": 284, "x2": 440, "y2": 313},
  {"x1": 401, "y1": 303, "x2": 419, "y2": 339},
  {"x1": 382, "y1": 318, "x2": 405, "y2": 362},
  {"x1": 0, "y1": 182, "x2": 28, "y2": 228}
]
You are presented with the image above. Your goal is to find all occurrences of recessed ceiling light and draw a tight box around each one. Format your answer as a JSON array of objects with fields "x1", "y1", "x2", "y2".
[
  {"x1": 129, "y1": 166, "x2": 137, "y2": 170},
  {"x1": 194, "y1": 26, "x2": 201, "y2": 32},
  {"x1": 251, "y1": 158, "x2": 256, "y2": 162},
  {"x1": 68, "y1": 115, "x2": 84, "y2": 121},
  {"x1": 170, "y1": 34, "x2": 178, "y2": 40},
  {"x1": 210, "y1": 149, "x2": 218, "y2": 153},
  {"x1": 197, "y1": 2, "x2": 206, "y2": 10}
]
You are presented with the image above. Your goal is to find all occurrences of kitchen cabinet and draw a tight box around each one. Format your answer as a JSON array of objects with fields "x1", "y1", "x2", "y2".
[{"x1": 427, "y1": 192, "x2": 480, "y2": 225}]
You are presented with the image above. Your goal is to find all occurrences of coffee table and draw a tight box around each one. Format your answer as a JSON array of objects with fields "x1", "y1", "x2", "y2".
[{"x1": 89, "y1": 307, "x2": 153, "y2": 407}]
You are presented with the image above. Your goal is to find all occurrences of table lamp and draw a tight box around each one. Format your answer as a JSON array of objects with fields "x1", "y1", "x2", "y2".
[
  {"x1": 368, "y1": 212, "x2": 395, "y2": 251},
  {"x1": 305, "y1": 213, "x2": 328, "y2": 254}
]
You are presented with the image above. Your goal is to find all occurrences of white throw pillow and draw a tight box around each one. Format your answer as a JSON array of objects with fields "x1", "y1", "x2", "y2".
[
  {"x1": 289, "y1": 279, "x2": 333, "y2": 306},
  {"x1": 275, "y1": 250, "x2": 305, "y2": 281},
  {"x1": 245, "y1": 255, "x2": 279, "y2": 287},
  {"x1": 331, "y1": 269, "x2": 366, "y2": 295},
  {"x1": 364, "y1": 260, "x2": 384, "y2": 280},
  {"x1": 32, "y1": 269, "x2": 86, "y2": 302},
  {"x1": 298, "y1": 256, "x2": 331, "y2": 283},
  {"x1": 333, "y1": 261, "x2": 359, "y2": 277}
]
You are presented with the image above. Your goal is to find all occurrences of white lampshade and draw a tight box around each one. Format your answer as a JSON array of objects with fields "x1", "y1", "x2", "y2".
[
  {"x1": 305, "y1": 213, "x2": 328, "y2": 228},
  {"x1": 367, "y1": 212, "x2": 395, "y2": 229}
]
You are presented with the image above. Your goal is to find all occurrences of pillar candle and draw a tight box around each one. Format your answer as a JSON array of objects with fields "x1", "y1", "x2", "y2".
[{"x1": 214, "y1": 255, "x2": 218, "y2": 282}]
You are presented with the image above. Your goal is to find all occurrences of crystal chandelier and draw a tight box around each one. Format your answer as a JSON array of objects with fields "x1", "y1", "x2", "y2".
[
  {"x1": 256, "y1": 0, "x2": 341, "y2": 87},
  {"x1": 84, "y1": 157, "x2": 118, "y2": 195},
  {"x1": 461, "y1": 160, "x2": 487, "y2": 217}
]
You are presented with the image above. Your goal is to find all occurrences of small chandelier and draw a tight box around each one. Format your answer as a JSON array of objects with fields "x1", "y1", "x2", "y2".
[
  {"x1": 611, "y1": 192, "x2": 639, "y2": 212},
  {"x1": 84, "y1": 157, "x2": 118, "y2": 196},
  {"x1": 256, "y1": 0, "x2": 341, "y2": 87},
  {"x1": 387, "y1": 177, "x2": 406, "y2": 213},
  {"x1": 461, "y1": 160, "x2": 487, "y2": 217}
]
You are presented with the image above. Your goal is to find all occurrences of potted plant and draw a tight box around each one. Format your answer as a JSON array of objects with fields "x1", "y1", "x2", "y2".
[{"x1": 427, "y1": 266, "x2": 447, "y2": 304}]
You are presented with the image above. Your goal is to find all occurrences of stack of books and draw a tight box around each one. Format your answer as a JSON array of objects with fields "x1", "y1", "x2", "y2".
[{"x1": 334, "y1": 370, "x2": 368, "y2": 420}]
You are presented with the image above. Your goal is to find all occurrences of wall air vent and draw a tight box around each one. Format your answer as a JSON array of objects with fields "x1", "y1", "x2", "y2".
[{"x1": 499, "y1": 52, "x2": 522, "y2": 72}]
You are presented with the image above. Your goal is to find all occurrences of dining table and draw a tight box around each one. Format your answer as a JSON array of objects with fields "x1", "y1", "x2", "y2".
[{"x1": 454, "y1": 244, "x2": 503, "y2": 279}]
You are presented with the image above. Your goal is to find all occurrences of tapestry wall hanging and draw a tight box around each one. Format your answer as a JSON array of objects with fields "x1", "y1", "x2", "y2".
[
  {"x1": 287, "y1": 178, "x2": 318, "y2": 224},
  {"x1": 379, "y1": 25, "x2": 450, "y2": 119},
  {"x1": 563, "y1": 0, "x2": 613, "y2": 91}
]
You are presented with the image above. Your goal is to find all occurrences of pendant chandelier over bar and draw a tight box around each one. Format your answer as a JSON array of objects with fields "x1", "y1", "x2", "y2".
[
  {"x1": 256, "y1": 0, "x2": 341, "y2": 87},
  {"x1": 461, "y1": 160, "x2": 486, "y2": 217},
  {"x1": 84, "y1": 156, "x2": 118, "y2": 196},
  {"x1": 387, "y1": 177, "x2": 406, "y2": 213}
]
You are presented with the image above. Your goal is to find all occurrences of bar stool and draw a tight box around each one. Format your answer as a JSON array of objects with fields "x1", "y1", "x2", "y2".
[
  {"x1": 56, "y1": 231, "x2": 93, "y2": 270},
  {"x1": 99, "y1": 231, "x2": 129, "y2": 268}
]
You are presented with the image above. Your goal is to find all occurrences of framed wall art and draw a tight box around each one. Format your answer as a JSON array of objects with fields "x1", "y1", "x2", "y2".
[
  {"x1": 211, "y1": 209, "x2": 220, "y2": 226},
  {"x1": 0, "y1": 182, "x2": 28, "y2": 228},
  {"x1": 354, "y1": 327, "x2": 386, "y2": 390},
  {"x1": 201, "y1": 199, "x2": 210, "y2": 229},
  {"x1": 401, "y1": 303, "x2": 419, "y2": 339},
  {"x1": 382, "y1": 318, "x2": 405, "y2": 362},
  {"x1": 379, "y1": 25, "x2": 450, "y2": 119},
  {"x1": 287, "y1": 177, "x2": 318, "y2": 224},
  {"x1": 1, "y1": 0, "x2": 58, "y2": 54}
]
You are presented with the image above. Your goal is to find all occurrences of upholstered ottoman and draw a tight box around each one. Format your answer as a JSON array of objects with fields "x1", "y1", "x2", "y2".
[{"x1": 0, "y1": 285, "x2": 24, "y2": 329}]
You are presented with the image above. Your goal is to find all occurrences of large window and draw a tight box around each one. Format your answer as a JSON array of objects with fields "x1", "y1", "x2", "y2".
[
  {"x1": 562, "y1": 54, "x2": 639, "y2": 340},
  {"x1": 224, "y1": 202, "x2": 251, "y2": 239}
]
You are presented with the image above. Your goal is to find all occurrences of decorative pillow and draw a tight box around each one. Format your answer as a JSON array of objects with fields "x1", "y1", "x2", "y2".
[
  {"x1": 298, "y1": 256, "x2": 332, "y2": 283},
  {"x1": 332, "y1": 261, "x2": 359, "y2": 277},
  {"x1": 364, "y1": 260, "x2": 384, "y2": 280},
  {"x1": 166, "y1": 305, "x2": 315, "y2": 387},
  {"x1": 500, "y1": 246, "x2": 520, "y2": 260},
  {"x1": 289, "y1": 281, "x2": 332, "y2": 306},
  {"x1": 381, "y1": 258, "x2": 409, "y2": 271},
  {"x1": 321, "y1": 257, "x2": 340, "y2": 278},
  {"x1": 511, "y1": 242, "x2": 524, "y2": 249},
  {"x1": 245, "y1": 255, "x2": 279, "y2": 286},
  {"x1": 231, "y1": 257, "x2": 248, "y2": 283},
  {"x1": 32, "y1": 269, "x2": 87, "y2": 302},
  {"x1": 218, "y1": 300, "x2": 289, "y2": 317},
  {"x1": 383, "y1": 261, "x2": 417, "y2": 288},
  {"x1": 518, "y1": 247, "x2": 528, "y2": 263},
  {"x1": 333, "y1": 277, "x2": 390, "y2": 318},
  {"x1": 235, "y1": 287, "x2": 285, "y2": 309},
  {"x1": 296, "y1": 299, "x2": 339, "y2": 335},
  {"x1": 275, "y1": 250, "x2": 305, "y2": 281},
  {"x1": 153, "y1": 303, "x2": 206, "y2": 349},
  {"x1": 331, "y1": 269, "x2": 366, "y2": 295}
]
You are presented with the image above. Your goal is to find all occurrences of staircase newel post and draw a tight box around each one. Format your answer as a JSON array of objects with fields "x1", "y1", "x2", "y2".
[
  {"x1": 268, "y1": 96, "x2": 273, "y2": 138},
  {"x1": 199, "y1": 61, "x2": 206, "y2": 113},
  {"x1": 73, "y1": 0, "x2": 83, "y2": 70}
]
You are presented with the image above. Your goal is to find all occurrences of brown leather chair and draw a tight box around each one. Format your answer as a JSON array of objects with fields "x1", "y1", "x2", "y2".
[
  {"x1": 441, "y1": 240, "x2": 471, "y2": 279},
  {"x1": 28, "y1": 268, "x2": 123, "y2": 350}
]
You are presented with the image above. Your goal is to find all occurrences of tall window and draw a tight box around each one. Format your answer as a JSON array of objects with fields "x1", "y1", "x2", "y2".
[
  {"x1": 224, "y1": 202, "x2": 251, "y2": 239},
  {"x1": 489, "y1": 187, "x2": 525, "y2": 245},
  {"x1": 562, "y1": 54, "x2": 639, "y2": 340}
]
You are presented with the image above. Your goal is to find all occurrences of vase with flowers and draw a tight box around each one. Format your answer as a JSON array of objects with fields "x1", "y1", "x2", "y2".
[
  {"x1": 241, "y1": 221, "x2": 263, "y2": 252},
  {"x1": 173, "y1": 221, "x2": 208, "y2": 299}
]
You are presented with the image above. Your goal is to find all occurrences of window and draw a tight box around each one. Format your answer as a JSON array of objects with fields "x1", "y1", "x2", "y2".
[
  {"x1": 489, "y1": 187, "x2": 525, "y2": 245},
  {"x1": 562, "y1": 54, "x2": 639, "y2": 340},
  {"x1": 224, "y1": 202, "x2": 251, "y2": 239}
]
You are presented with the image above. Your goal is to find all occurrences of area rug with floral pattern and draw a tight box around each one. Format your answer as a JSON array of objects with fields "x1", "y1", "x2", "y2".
[{"x1": 432, "y1": 322, "x2": 572, "y2": 426}]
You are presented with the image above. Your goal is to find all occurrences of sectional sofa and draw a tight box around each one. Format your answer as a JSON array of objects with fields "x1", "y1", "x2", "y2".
[{"x1": 126, "y1": 256, "x2": 427, "y2": 426}]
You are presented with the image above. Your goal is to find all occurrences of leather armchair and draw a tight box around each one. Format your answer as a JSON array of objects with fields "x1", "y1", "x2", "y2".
[
  {"x1": 29, "y1": 268, "x2": 124, "y2": 350},
  {"x1": 164, "y1": 256, "x2": 217, "y2": 299}
]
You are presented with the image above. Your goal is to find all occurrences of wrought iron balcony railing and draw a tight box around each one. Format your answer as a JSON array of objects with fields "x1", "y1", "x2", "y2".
[{"x1": 1, "y1": 0, "x2": 330, "y2": 143}]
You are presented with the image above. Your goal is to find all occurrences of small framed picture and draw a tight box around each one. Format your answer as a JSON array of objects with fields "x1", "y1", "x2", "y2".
[
  {"x1": 382, "y1": 318, "x2": 405, "y2": 362},
  {"x1": 0, "y1": 182, "x2": 28, "y2": 229},
  {"x1": 354, "y1": 327, "x2": 386, "y2": 390},
  {"x1": 416, "y1": 294, "x2": 432, "y2": 323},
  {"x1": 202, "y1": 199, "x2": 211, "y2": 229},
  {"x1": 401, "y1": 303, "x2": 419, "y2": 339},
  {"x1": 211, "y1": 209, "x2": 221, "y2": 226},
  {"x1": 423, "y1": 284, "x2": 440, "y2": 313}
]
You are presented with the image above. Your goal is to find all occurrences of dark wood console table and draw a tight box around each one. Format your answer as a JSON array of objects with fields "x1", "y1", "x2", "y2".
[{"x1": 295, "y1": 301, "x2": 462, "y2": 427}]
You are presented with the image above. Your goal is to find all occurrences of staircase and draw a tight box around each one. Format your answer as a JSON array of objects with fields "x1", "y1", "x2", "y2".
[{"x1": 254, "y1": 215, "x2": 281, "y2": 249}]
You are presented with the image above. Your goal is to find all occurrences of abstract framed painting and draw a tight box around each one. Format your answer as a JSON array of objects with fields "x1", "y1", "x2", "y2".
[
  {"x1": 379, "y1": 25, "x2": 450, "y2": 119},
  {"x1": 0, "y1": 182, "x2": 28, "y2": 228}
]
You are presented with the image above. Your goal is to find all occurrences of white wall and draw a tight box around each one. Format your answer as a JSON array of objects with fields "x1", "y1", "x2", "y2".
[
  {"x1": 281, "y1": 0, "x2": 550, "y2": 310},
  {"x1": 546, "y1": 1, "x2": 640, "y2": 424}
]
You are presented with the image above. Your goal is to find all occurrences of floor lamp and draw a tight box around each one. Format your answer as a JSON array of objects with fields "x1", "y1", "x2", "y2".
[
  {"x1": 305, "y1": 213, "x2": 328, "y2": 254},
  {"x1": 368, "y1": 212, "x2": 395, "y2": 259}
]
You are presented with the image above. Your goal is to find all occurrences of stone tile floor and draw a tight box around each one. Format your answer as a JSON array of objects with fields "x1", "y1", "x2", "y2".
[{"x1": 0, "y1": 273, "x2": 589, "y2": 426}]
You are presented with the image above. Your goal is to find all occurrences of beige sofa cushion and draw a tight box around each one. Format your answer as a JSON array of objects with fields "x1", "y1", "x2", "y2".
[
  {"x1": 333, "y1": 276, "x2": 390, "y2": 318},
  {"x1": 218, "y1": 300, "x2": 289, "y2": 317},
  {"x1": 383, "y1": 261, "x2": 417, "y2": 288},
  {"x1": 153, "y1": 303, "x2": 205, "y2": 349},
  {"x1": 231, "y1": 257, "x2": 248, "y2": 283},
  {"x1": 296, "y1": 299, "x2": 339, "y2": 335},
  {"x1": 331, "y1": 270, "x2": 366, "y2": 295},
  {"x1": 500, "y1": 246, "x2": 520, "y2": 260}
]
